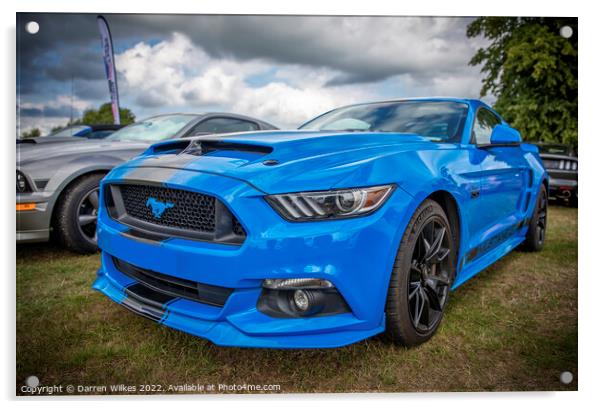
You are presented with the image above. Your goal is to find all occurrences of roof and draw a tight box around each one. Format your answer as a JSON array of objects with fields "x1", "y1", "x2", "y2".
[{"x1": 333, "y1": 97, "x2": 492, "y2": 111}]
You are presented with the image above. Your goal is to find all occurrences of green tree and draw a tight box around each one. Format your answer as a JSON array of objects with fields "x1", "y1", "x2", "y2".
[
  {"x1": 79, "y1": 103, "x2": 136, "y2": 125},
  {"x1": 21, "y1": 128, "x2": 41, "y2": 139},
  {"x1": 467, "y1": 17, "x2": 577, "y2": 150}
]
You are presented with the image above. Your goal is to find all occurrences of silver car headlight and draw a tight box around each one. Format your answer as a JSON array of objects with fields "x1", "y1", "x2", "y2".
[
  {"x1": 16, "y1": 170, "x2": 32, "y2": 193},
  {"x1": 266, "y1": 184, "x2": 395, "y2": 221}
]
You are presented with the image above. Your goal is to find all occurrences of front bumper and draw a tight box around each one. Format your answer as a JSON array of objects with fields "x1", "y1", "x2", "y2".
[
  {"x1": 548, "y1": 177, "x2": 577, "y2": 199},
  {"x1": 16, "y1": 193, "x2": 53, "y2": 243},
  {"x1": 93, "y1": 166, "x2": 414, "y2": 348},
  {"x1": 549, "y1": 177, "x2": 577, "y2": 190}
]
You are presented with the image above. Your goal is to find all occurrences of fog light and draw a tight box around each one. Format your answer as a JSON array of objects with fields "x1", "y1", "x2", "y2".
[
  {"x1": 257, "y1": 279, "x2": 350, "y2": 318},
  {"x1": 293, "y1": 289, "x2": 310, "y2": 312}
]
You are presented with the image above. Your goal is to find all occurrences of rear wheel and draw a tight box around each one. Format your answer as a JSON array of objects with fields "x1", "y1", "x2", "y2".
[
  {"x1": 385, "y1": 199, "x2": 456, "y2": 346},
  {"x1": 568, "y1": 190, "x2": 578, "y2": 208},
  {"x1": 521, "y1": 184, "x2": 547, "y2": 252},
  {"x1": 54, "y1": 173, "x2": 104, "y2": 254}
]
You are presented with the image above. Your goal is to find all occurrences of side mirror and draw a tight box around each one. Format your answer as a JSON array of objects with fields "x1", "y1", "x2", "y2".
[{"x1": 487, "y1": 124, "x2": 522, "y2": 146}]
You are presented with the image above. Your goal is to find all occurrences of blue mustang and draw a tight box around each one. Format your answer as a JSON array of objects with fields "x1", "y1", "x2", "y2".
[{"x1": 93, "y1": 98, "x2": 548, "y2": 348}]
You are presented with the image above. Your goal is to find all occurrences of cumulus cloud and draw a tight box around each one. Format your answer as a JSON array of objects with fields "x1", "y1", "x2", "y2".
[
  {"x1": 17, "y1": 95, "x2": 93, "y2": 135},
  {"x1": 19, "y1": 94, "x2": 91, "y2": 117},
  {"x1": 116, "y1": 33, "x2": 376, "y2": 127},
  {"x1": 17, "y1": 14, "x2": 489, "y2": 133},
  {"x1": 18, "y1": 116, "x2": 73, "y2": 137},
  {"x1": 18, "y1": 14, "x2": 486, "y2": 88}
]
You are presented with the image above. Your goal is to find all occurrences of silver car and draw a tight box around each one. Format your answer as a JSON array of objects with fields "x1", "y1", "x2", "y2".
[{"x1": 16, "y1": 113, "x2": 277, "y2": 253}]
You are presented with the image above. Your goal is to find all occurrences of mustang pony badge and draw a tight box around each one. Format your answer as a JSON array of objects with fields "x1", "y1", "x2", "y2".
[{"x1": 146, "y1": 197, "x2": 174, "y2": 219}]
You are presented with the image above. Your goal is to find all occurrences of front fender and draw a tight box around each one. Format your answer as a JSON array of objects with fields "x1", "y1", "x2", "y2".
[{"x1": 333, "y1": 147, "x2": 478, "y2": 280}]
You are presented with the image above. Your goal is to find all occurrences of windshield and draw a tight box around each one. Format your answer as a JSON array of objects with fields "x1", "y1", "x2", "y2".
[
  {"x1": 105, "y1": 115, "x2": 196, "y2": 142},
  {"x1": 48, "y1": 125, "x2": 91, "y2": 137},
  {"x1": 300, "y1": 101, "x2": 469, "y2": 142}
]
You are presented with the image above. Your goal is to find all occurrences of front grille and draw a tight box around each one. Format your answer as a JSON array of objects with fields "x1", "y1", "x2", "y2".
[
  {"x1": 105, "y1": 183, "x2": 246, "y2": 244},
  {"x1": 120, "y1": 184, "x2": 216, "y2": 232},
  {"x1": 232, "y1": 218, "x2": 245, "y2": 236},
  {"x1": 113, "y1": 256, "x2": 233, "y2": 307},
  {"x1": 542, "y1": 158, "x2": 577, "y2": 171}
]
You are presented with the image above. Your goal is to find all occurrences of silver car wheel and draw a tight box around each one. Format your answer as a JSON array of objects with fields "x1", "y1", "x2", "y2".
[{"x1": 77, "y1": 187, "x2": 99, "y2": 244}]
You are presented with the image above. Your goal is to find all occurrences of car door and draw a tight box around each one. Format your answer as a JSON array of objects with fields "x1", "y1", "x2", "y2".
[
  {"x1": 472, "y1": 107, "x2": 528, "y2": 248},
  {"x1": 184, "y1": 117, "x2": 260, "y2": 137}
]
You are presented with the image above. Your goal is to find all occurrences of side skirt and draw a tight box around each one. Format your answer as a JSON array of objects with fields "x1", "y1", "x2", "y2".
[{"x1": 451, "y1": 234, "x2": 525, "y2": 290}]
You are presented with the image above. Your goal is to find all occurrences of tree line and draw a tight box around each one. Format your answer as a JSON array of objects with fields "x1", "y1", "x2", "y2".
[
  {"x1": 467, "y1": 17, "x2": 577, "y2": 151},
  {"x1": 20, "y1": 103, "x2": 135, "y2": 138}
]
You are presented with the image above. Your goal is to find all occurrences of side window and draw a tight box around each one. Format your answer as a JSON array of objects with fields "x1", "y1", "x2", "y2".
[
  {"x1": 472, "y1": 108, "x2": 501, "y2": 145},
  {"x1": 188, "y1": 117, "x2": 259, "y2": 136}
]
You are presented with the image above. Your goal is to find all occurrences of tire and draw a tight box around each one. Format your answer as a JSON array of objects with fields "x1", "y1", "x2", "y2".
[
  {"x1": 54, "y1": 173, "x2": 104, "y2": 254},
  {"x1": 521, "y1": 183, "x2": 547, "y2": 252},
  {"x1": 568, "y1": 191, "x2": 578, "y2": 208},
  {"x1": 385, "y1": 199, "x2": 456, "y2": 347}
]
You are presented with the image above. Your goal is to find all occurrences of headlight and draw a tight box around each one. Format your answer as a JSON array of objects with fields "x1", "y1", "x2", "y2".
[
  {"x1": 266, "y1": 184, "x2": 395, "y2": 221},
  {"x1": 16, "y1": 170, "x2": 31, "y2": 193}
]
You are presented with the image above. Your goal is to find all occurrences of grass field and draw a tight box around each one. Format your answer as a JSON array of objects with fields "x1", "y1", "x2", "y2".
[{"x1": 16, "y1": 205, "x2": 577, "y2": 394}]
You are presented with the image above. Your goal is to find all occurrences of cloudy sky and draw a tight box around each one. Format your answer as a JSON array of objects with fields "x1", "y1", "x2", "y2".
[{"x1": 17, "y1": 13, "x2": 490, "y2": 134}]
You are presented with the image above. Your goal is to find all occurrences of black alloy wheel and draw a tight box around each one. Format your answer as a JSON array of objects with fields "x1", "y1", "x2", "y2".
[
  {"x1": 385, "y1": 199, "x2": 456, "y2": 346},
  {"x1": 408, "y1": 219, "x2": 453, "y2": 333},
  {"x1": 535, "y1": 190, "x2": 547, "y2": 246},
  {"x1": 521, "y1": 184, "x2": 547, "y2": 252}
]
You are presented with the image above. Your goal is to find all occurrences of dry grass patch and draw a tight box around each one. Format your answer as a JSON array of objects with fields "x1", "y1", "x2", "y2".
[{"x1": 16, "y1": 206, "x2": 577, "y2": 394}]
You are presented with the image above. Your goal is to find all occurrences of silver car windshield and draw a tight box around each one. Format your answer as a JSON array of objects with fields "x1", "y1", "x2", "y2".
[
  {"x1": 105, "y1": 114, "x2": 196, "y2": 142},
  {"x1": 47, "y1": 125, "x2": 90, "y2": 137}
]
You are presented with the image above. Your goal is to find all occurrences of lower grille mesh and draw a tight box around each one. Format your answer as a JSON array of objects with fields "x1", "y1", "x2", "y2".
[{"x1": 113, "y1": 257, "x2": 233, "y2": 307}]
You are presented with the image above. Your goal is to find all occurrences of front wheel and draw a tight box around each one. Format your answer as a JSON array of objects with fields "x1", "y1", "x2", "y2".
[
  {"x1": 54, "y1": 173, "x2": 104, "y2": 254},
  {"x1": 385, "y1": 199, "x2": 456, "y2": 346}
]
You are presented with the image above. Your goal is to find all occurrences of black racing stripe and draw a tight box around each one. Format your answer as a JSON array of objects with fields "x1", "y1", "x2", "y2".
[
  {"x1": 120, "y1": 283, "x2": 182, "y2": 323},
  {"x1": 117, "y1": 166, "x2": 183, "y2": 184},
  {"x1": 121, "y1": 296, "x2": 165, "y2": 323},
  {"x1": 467, "y1": 224, "x2": 521, "y2": 262},
  {"x1": 158, "y1": 310, "x2": 171, "y2": 324},
  {"x1": 162, "y1": 297, "x2": 180, "y2": 308},
  {"x1": 125, "y1": 283, "x2": 177, "y2": 310}
]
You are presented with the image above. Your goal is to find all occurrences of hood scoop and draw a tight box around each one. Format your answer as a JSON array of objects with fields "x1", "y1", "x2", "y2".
[
  {"x1": 144, "y1": 139, "x2": 273, "y2": 159},
  {"x1": 184, "y1": 140, "x2": 273, "y2": 156},
  {"x1": 182, "y1": 140, "x2": 274, "y2": 159}
]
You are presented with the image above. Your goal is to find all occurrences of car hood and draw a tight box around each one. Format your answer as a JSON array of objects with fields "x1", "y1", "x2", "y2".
[
  {"x1": 17, "y1": 136, "x2": 88, "y2": 145},
  {"x1": 125, "y1": 130, "x2": 440, "y2": 193},
  {"x1": 17, "y1": 139, "x2": 149, "y2": 166}
]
